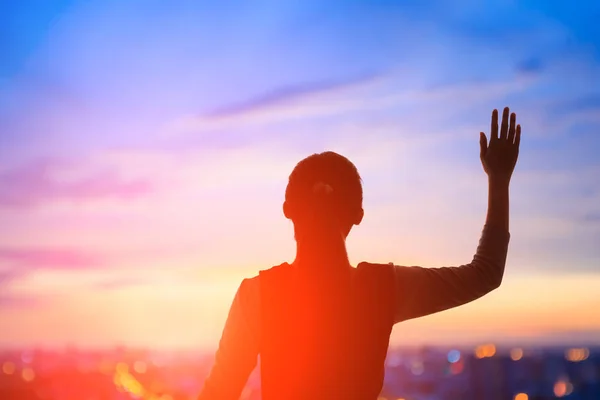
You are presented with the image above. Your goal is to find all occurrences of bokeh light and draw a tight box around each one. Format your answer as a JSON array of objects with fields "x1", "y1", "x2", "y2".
[
  {"x1": 447, "y1": 349, "x2": 461, "y2": 363},
  {"x1": 21, "y1": 367, "x2": 35, "y2": 382},
  {"x1": 565, "y1": 348, "x2": 589, "y2": 362},
  {"x1": 475, "y1": 344, "x2": 496, "y2": 359},
  {"x1": 510, "y1": 348, "x2": 523, "y2": 361},
  {"x1": 134, "y1": 360, "x2": 147, "y2": 374},
  {"x1": 2, "y1": 361, "x2": 16, "y2": 375}
]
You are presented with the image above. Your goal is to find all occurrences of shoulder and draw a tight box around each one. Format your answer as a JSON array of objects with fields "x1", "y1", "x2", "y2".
[
  {"x1": 356, "y1": 262, "x2": 424, "y2": 290},
  {"x1": 356, "y1": 261, "x2": 398, "y2": 276},
  {"x1": 354, "y1": 261, "x2": 398, "y2": 289},
  {"x1": 239, "y1": 275, "x2": 260, "y2": 294},
  {"x1": 258, "y1": 262, "x2": 291, "y2": 277},
  {"x1": 239, "y1": 263, "x2": 290, "y2": 303}
]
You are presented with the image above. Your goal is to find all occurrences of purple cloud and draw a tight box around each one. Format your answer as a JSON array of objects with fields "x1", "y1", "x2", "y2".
[
  {"x1": 0, "y1": 158, "x2": 153, "y2": 208},
  {"x1": 204, "y1": 72, "x2": 384, "y2": 119}
]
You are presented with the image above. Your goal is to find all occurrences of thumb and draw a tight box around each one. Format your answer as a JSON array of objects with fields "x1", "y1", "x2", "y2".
[{"x1": 479, "y1": 132, "x2": 488, "y2": 159}]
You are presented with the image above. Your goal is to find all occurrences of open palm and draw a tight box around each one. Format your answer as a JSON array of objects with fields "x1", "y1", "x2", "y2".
[{"x1": 480, "y1": 107, "x2": 521, "y2": 182}]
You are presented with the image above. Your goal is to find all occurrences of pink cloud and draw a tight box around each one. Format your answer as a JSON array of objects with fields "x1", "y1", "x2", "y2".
[
  {"x1": 0, "y1": 295, "x2": 44, "y2": 309},
  {"x1": 0, "y1": 158, "x2": 152, "y2": 207},
  {"x1": 0, "y1": 247, "x2": 104, "y2": 270},
  {"x1": 0, "y1": 246, "x2": 104, "y2": 309}
]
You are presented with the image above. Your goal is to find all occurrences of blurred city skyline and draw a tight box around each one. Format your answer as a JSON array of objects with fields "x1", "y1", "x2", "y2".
[{"x1": 1, "y1": 0, "x2": 599, "y2": 350}]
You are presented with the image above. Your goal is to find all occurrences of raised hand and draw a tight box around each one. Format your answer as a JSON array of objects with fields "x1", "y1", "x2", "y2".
[{"x1": 480, "y1": 107, "x2": 521, "y2": 182}]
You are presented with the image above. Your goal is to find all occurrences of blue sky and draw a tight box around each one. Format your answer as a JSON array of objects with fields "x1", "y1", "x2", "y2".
[{"x1": 0, "y1": 0, "x2": 599, "y2": 348}]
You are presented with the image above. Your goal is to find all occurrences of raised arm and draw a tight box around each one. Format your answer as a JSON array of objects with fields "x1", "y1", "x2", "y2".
[{"x1": 393, "y1": 107, "x2": 521, "y2": 323}]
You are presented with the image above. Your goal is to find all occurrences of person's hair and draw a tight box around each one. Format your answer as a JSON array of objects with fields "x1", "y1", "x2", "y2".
[{"x1": 285, "y1": 151, "x2": 363, "y2": 224}]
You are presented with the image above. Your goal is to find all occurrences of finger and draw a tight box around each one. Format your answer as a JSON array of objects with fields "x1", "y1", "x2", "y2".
[
  {"x1": 500, "y1": 107, "x2": 509, "y2": 140},
  {"x1": 508, "y1": 112, "x2": 516, "y2": 143},
  {"x1": 515, "y1": 124, "x2": 521, "y2": 149},
  {"x1": 480, "y1": 132, "x2": 488, "y2": 159},
  {"x1": 491, "y1": 109, "x2": 498, "y2": 140}
]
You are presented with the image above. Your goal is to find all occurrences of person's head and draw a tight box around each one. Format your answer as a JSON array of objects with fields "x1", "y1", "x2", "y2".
[{"x1": 283, "y1": 151, "x2": 364, "y2": 243}]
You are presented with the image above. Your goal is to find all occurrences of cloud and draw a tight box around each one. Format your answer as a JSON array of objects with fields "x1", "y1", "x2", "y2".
[
  {"x1": 205, "y1": 72, "x2": 384, "y2": 118},
  {"x1": 170, "y1": 72, "x2": 533, "y2": 138},
  {"x1": 0, "y1": 245, "x2": 123, "y2": 308},
  {"x1": 91, "y1": 276, "x2": 150, "y2": 290},
  {"x1": 0, "y1": 247, "x2": 104, "y2": 270},
  {"x1": 170, "y1": 72, "x2": 391, "y2": 134},
  {"x1": 0, "y1": 245, "x2": 97, "y2": 309},
  {"x1": 0, "y1": 295, "x2": 43, "y2": 309},
  {"x1": 0, "y1": 157, "x2": 153, "y2": 208}
]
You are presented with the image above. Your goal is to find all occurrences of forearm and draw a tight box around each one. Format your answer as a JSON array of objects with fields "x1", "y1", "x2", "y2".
[{"x1": 485, "y1": 177, "x2": 510, "y2": 231}]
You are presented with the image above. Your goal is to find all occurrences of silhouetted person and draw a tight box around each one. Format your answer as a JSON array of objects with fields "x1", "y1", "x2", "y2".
[{"x1": 198, "y1": 107, "x2": 521, "y2": 399}]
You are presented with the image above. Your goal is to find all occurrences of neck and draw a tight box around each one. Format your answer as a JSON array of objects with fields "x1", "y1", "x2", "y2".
[{"x1": 293, "y1": 234, "x2": 351, "y2": 270}]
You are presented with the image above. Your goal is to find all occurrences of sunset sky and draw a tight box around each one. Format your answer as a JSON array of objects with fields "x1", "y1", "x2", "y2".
[{"x1": 1, "y1": 0, "x2": 599, "y2": 351}]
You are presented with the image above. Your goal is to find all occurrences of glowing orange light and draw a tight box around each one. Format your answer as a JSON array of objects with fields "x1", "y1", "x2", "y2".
[
  {"x1": 510, "y1": 348, "x2": 523, "y2": 361},
  {"x1": 21, "y1": 367, "x2": 35, "y2": 382},
  {"x1": 2, "y1": 362, "x2": 15, "y2": 375},
  {"x1": 554, "y1": 381, "x2": 567, "y2": 397},
  {"x1": 475, "y1": 346, "x2": 486, "y2": 359},
  {"x1": 514, "y1": 393, "x2": 528, "y2": 400},
  {"x1": 475, "y1": 344, "x2": 496, "y2": 359},
  {"x1": 565, "y1": 348, "x2": 590, "y2": 362}
]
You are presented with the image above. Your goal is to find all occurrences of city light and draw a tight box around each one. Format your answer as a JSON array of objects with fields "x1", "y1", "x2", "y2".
[
  {"x1": 0, "y1": 345, "x2": 596, "y2": 399},
  {"x1": 410, "y1": 360, "x2": 424, "y2": 376},
  {"x1": 134, "y1": 360, "x2": 148, "y2": 373},
  {"x1": 553, "y1": 378, "x2": 574, "y2": 397},
  {"x1": 510, "y1": 348, "x2": 523, "y2": 361},
  {"x1": 447, "y1": 349, "x2": 461, "y2": 363},
  {"x1": 475, "y1": 344, "x2": 496, "y2": 359},
  {"x1": 565, "y1": 348, "x2": 589, "y2": 362},
  {"x1": 21, "y1": 367, "x2": 35, "y2": 382},
  {"x1": 450, "y1": 362, "x2": 464, "y2": 375},
  {"x1": 2, "y1": 361, "x2": 15, "y2": 375}
]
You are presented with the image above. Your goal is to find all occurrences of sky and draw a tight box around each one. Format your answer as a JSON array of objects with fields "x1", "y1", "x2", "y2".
[{"x1": 0, "y1": 0, "x2": 599, "y2": 351}]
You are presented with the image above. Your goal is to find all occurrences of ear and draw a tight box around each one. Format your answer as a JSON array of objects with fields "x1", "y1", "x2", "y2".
[
  {"x1": 283, "y1": 201, "x2": 293, "y2": 220},
  {"x1": 353, "y1": 208, "x2": 364, "y2": 226}
]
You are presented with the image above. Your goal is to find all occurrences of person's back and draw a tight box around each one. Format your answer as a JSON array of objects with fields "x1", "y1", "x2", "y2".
[
  {"x1": 199, "y1": 107, "x2": 521, "y2": 399},
  {"x1": 259, "y1": 261, "x2": 395, "y2": 399}
]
